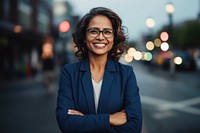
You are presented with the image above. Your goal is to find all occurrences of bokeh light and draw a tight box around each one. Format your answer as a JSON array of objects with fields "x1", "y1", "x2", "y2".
[
  {"x1": 165, "y1": 3, "x2": 175, "y2": 14},
  {"x1": 154, "y1": 38, "x2": 162, "y2": 47},
  {"x1": 133, "y1": 51, "x2": 142, "y2": 60},
  {"x1": 146, "y1": 41, "x2": 154, "y2": 51},
  {"x1": 160, "y1": 42, "x2": 169, "y2": 51},
  {"x1": 59, "y1": 20, "x2": 70, "y2": 32},
  {"x1": 146, "y1": 18, "x2": 156, "y2": 28},
  {"x1": 160, "y1": 32, "x2": 169, "y2": 41},
  {"x1": 42, "y1": 42, "x2": 53, "y2": 58},
  {"x1": 174, "y1": 56, "x2": 182, "y2": 65},
  {"x1": 127, "y1": 47, "x2": 136, "y2": 56},
  {"x1": 53, "y1": 2, "x2": 68, "y2": 16},
  {"x1": 144, "y1": 52, "x2": 153, "y2": 61},
  {"x1": 13, "y1": 25, "x2": 22, "y2": 33},
  {"x1": 124, "y1": 54, "x2": 133, "y2": 62}
]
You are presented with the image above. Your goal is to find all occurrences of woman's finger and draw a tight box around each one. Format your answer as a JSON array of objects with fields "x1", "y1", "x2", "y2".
[{"x1": 68, "y1": 109, "x2": 84, "y2": 116}]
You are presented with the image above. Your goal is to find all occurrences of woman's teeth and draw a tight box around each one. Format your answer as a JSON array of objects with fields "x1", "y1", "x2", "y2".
[{"x1": 94, "y1": 44, "x2": 106, "y2": 47}]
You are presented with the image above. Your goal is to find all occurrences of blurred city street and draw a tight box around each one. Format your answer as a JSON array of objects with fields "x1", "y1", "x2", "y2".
[
  {"x1": 0, "y1": 0, "x2": 200, "y2": 133},
  {"x1": 0, "y1": 62, "x2": 200, "y2": 133}
]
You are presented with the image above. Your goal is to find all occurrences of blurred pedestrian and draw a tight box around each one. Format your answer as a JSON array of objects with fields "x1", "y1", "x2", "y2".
[
  {"x1": 42, "y1": 57, "x2": 55, "y2": 95},
  {"x1": 56, "y1": 7, "x2": 142, "y2": 133}
]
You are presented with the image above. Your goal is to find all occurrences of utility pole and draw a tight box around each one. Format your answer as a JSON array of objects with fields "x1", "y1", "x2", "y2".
[
  {"x1": 198, "y1": 0, "x2": 200, "y2": 21},
  {"x1": 165, "y1": 2, "x2": 175, "y2": 77}
]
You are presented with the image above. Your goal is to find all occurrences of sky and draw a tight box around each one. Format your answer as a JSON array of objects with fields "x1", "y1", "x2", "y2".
[{"x1": 62, "y1": 0, "x2": 199, "y2": 41}]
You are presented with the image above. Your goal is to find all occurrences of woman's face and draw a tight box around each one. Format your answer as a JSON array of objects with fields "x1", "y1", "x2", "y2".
[{"x1": 85, "y1": 15, "x2": 114, "y2": 58}]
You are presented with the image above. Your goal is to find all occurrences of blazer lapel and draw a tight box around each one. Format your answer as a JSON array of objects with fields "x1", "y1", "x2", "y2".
[
  {"x1": 97, "y1": 60, "x2": 116, "y2": 113},
  {"x1": 81, "y1": 60, "x2": 96, "y2": 114}
]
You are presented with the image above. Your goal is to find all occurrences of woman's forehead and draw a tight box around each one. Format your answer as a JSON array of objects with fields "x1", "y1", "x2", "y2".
[{"x1": 88, "y1": 15, "x2": 112, "y2": 29}]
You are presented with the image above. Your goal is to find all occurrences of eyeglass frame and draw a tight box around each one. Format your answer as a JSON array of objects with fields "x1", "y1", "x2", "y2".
[{"x1": 86, "y1": 28, "x2": 114, "y2": 38}]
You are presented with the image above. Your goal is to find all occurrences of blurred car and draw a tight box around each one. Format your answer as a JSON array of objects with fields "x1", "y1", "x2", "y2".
[
  {"x1": 160, "y1": 50, "x2": 197, "y2": 71},
  {"x1": 195, "y1": 53, "x2": 200, "y2": 71}
]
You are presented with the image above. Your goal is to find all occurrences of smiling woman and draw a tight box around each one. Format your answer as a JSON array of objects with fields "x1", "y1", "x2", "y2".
[
  {"x1": 85, "y1": 15, "x2": 114, "y2": 58},
  {"x1": 72, "y1": 8, "x2": 127, "y2": 61},
  {"x1": 56, "y1": 7, "x2": 142, "y2": 133}
]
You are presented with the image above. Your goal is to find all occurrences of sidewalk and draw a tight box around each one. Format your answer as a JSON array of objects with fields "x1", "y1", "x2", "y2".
[
  {"x1": 0, "y1": 71, "x2": 60, "y2": 92},
  {"x1": 0, "y1": 74, "x2": 42, "y2": 89}
]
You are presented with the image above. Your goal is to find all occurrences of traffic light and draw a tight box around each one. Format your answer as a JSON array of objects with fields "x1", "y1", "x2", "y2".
[
  {"x1": 59, "y1": 20, "x2": 70, "y2": 33},
  {"x1": 58, "y1": 20, "x2": 71, "y2": 38}
]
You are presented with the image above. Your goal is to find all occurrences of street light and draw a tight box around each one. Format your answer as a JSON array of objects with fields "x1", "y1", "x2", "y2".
[
  {"x1": 146, "y1": 18, "x2": 156, "y2": 29},
  {"x1": 165, "y1": 2, "x2": 175, "y2": 76},
  {"x1": 165, "y1": 3, "x2": 174, "y2": 14},
  {"x1": 146, "y1": 17, "x2": 156, "y2": 38}
]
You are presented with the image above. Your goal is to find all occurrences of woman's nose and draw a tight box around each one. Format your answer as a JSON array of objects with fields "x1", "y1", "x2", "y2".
[{"x1": 96, "y1": 32, "x2": 105, "y2": 40}]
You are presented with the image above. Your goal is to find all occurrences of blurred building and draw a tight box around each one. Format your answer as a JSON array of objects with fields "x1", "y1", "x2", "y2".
[{"x1": 0, "y1": 0, "x2": 79, "y2": 80}]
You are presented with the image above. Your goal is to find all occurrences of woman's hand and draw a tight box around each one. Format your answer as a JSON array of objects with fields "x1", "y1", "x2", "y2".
[
  {"x1": 109, "y1": 110, "x2": 127, "y2": 126},
  {"x1": 68, "y1": 109, "x2": 127, "y2": 126},
  {"x1": 67, "y1": 109, "x2": 84, "y2": 116}
]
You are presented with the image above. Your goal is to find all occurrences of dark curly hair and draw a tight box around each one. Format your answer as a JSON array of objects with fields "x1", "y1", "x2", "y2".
[{"x1": 72, "y1": 7, "x2": 128, "y2": 61}]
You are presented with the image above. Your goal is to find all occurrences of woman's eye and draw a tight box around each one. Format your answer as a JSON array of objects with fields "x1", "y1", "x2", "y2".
[
  {"x1": 90, "y1": 30, "x2": 98, "y2": 34},
  {"x1": 104, "y1": 30, "x2": 112, "y2": 35}
]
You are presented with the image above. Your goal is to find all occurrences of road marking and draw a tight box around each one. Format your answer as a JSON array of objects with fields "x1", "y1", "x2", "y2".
[
  {"x1": 141, "y1": 95, "x2": 200, "y2": 115},
  {"x1": 175, "y1": 97, "x2": 200, "y2": 106},
  {"x1": 153, "y1": 111, "x2": 175, "y2": 119}
]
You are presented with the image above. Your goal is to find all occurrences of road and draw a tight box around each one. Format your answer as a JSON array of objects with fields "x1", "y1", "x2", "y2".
[
  {"x1": 132, "y1": 62, "x2": 200, "y2": 133},
  {"x1": 0, "y1": 62, "x2": 200, "y2": 133},
  {"x1": 0, "y1": 76, "x2": 61, "y2": 133}
]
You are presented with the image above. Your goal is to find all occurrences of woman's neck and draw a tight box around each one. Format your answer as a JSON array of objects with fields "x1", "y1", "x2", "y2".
[
  {"x1": 89, "y1": 56, "x2": 107, "y2": 70},
  {"x1": 89, "y1": 56, "x2": 107, "y2": 83}
]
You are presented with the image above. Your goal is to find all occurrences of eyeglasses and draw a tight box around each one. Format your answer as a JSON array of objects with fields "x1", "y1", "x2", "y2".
[{"x1": 87, "y1": 28, "x2": 114, "y2": 38}]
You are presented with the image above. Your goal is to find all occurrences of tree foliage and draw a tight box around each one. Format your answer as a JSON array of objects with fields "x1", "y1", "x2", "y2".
[
  {"x1": 174, "y1": 20, "x2": 200, "y2": 49},
  {"x1": 157, "y1": 20, "x2": 200, "y2": 49}
]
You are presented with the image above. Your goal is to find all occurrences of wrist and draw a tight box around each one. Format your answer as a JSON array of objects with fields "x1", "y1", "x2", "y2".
[{"x1": 109, "y1": 114, "x2": 114, "y2": 125}]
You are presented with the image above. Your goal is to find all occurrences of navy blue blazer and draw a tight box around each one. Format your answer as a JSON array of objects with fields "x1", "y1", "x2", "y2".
[{"x1": 56, "y1": 59, "x2": 142, "y2": 133}]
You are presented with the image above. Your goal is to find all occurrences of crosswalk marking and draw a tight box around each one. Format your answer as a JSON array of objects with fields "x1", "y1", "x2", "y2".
[{"x1": 141, "y1": 95, "x2": 200, "y2": 115}]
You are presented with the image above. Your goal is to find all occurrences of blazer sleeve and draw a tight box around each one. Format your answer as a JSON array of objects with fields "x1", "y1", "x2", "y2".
[
  {"x1": 111, "y1": 66, "x2": 142, "y2": 133},
  {"x1": 56, "y1": 65, "x2": 112, "y2": 133}
]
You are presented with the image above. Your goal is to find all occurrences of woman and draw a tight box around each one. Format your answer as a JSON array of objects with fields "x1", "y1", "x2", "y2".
[{"x1": 56, "y1": 7, "x2": 142, "y2": 133}]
